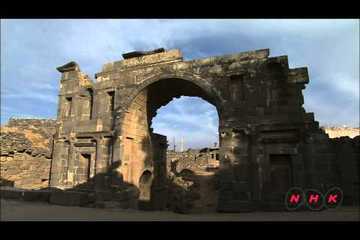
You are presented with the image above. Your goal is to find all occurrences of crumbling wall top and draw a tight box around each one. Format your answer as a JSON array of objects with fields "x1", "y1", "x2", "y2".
[
  {"x1": 122, "y1": 48, "x2": 165, "y2": 59},
  {"x1": 100, "y1": 49, "x2": 183, "y2": 72},
  {"x1": 57, "y1": 61, "x2": 80, "y2": 73},
  {"x1": 189, "y1": 48, "x2": 270, "y2": 67}
]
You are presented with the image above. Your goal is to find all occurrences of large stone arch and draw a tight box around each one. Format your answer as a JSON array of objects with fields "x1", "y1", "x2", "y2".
[
  {"x1": 51, "y1": 48, "x2": 342, "y2": 212},
  {"x1": 112, "y1": 72, "x2": 225, "y2": 190},
  {"x1": 116, "y1": 72, "x2": 226, "y2": 122}
]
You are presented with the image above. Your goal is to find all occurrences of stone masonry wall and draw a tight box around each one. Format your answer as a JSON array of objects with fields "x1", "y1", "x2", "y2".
[
  {"x1": 331, "y1": 136, "x2": 360, "y2": 205},
  {"x1": 0, "y1": 118, "x2": 56, "y2": 189}
]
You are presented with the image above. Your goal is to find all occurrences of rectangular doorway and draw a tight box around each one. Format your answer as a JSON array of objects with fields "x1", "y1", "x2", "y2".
[
  {"x1": 269, "y1": 154, "x2": 293, "y2": 193},
  {"x1": 80, "y1": 153, "x2": 92, "y2": 180}
]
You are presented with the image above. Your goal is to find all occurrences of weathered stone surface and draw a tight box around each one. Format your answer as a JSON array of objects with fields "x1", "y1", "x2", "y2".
[
  {"x1": 49, "y1": 191, "x2": 90, "y2": 206},
  {"x1": 259, "y1": 192, "x2": 287, "y2": 211},
  {"x1": 0, "y1": 118, "x2": 56, "y2": 189},
  {"x1": 0, "y1": 188, "x2": 24, "y2": 199},
  {"x1": 57, "y1": 61, "x2": 80, "y2": 73},
  {"x1": 22, "y1": 190, "x2": 51, "y2": 202},
  {"x1": 122, "y1": 48, "x2": 165, "y2": 59}
]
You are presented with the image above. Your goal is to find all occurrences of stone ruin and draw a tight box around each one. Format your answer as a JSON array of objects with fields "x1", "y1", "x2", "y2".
[
  {"x1": 167, "y1": 148, "x2": 220, "y2": 172},
  {"x1": 0, "y1": 118, "x2": 56, "y2": 189},
  {"x1": 1, "y1": 48, "x2": 359, "y2": 212},
  {"x1": 166, "y1": 148, "x2": 221, "y2": 212}
]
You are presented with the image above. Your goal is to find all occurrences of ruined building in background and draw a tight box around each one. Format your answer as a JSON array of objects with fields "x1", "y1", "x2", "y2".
[
  {"x1": 324, "y1": 127, "x2": 359, "y2": 139},
  {"x1": 2, "y1": 48, "x2": 358, "y2": 211},
  {"x1": 167, "y1": 147, "x2": 220, "y2": 173}
]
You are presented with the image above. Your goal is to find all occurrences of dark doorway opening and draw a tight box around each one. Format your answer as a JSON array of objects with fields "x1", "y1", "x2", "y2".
[
  {"x1": 138, "y1": 170, "x2": 153, "y2": 210},
  {"x1": 269, "y1": 154, "x2": 293, "y2": 193}
]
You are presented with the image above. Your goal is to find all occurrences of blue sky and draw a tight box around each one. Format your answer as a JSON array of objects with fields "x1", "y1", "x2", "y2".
[{"x1": 1, "y1": 19, "x2": 359, "y2": 149}]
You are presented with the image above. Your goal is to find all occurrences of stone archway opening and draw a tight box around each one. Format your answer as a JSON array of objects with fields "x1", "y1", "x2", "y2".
[
  {"x1": 150, "y1": 95, "x2": 220, "y2": 213},
  {"x1": 151, "y1": 96, "x2": 219, "y2": 151},
  {"x1": 138, "y1": 170, "x2": 153, "y2": 210},
  {"x1": 119, "y1": 77, "x2": 222, "y2": 211}
]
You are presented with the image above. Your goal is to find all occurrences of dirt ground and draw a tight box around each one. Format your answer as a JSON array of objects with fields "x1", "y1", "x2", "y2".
[{"x1": 1, "y1": 199, "x2": 359, "y2": 221}]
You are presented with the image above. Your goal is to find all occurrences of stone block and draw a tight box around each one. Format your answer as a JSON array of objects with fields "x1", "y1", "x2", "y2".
[
  {"x1": 94, "y1": 201, "x2": 105, "y2": 208},
  {"x1": 232, "y1": 182, "x2": 250, "y2": 193},
  {"x1": 87, "y1": 192, "x2": 96, "y2": 203},
  {"x1": 23, "y1": 190, "x2": 51, "y2": 202},
  {"x1": 49, "y1": 191, "x2": 90, "y2": 206},
  {"x1": 0, "y1": 188, "x2": 24, "y2": 199},
  {"x1": 96, "y1": 191, "x2": 113, "y2": 201},
  {"x1": 103, "y1": 200, "x2": 129, "y2": 209},
  {"x1": 112, "y1": 191, "x2": 129, "y2": 201},
  {"x1": 260, "y1": 192, "x2": 287, "y2": 211}
]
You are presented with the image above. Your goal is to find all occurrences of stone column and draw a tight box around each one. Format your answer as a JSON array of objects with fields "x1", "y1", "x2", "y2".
[
  {"x1": 94, "y1": 137, "x2": 113, "y2": 191},
  {"x1": 95, "y1": 137, "x2": 112, "y2": 174},
  {"x1": 66, "y1": 140, "x2": 75, "y2": 187},
  {"x1": 249, "y1": 132, "x2": 261, "y2": 202},
  {"x1": 231, "y1": 129, "x2": 250, "y2": 181},
  {"x1": 49, "y1": 140, "x2": 63, "y2": 187},
  {"x1": 217, "y1": 127, "x2": 254, "y2": 212},
  {"x1": 49, "y1": 140, "x2": 70, "y2": 188},
  {"x1": 217, "y1": 127, "x2": 235, "y2": 211},
  {"x1": 302, "y1": 135, "x2": 315, "y2": 188}
]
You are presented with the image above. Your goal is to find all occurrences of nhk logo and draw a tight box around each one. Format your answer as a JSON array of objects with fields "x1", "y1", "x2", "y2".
[{"x1": 285, "y1": 187, "x2": 343, "y2": 211}]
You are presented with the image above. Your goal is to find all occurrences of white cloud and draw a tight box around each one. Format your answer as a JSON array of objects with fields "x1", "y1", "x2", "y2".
[
  {"x1": 1, "y1": 19, "x2": 358, "y2": 146},
  {"x1": 152, "y1": 97, "x2": 219, "y2": 149},
  {"x1": 330, "y1": 73, "x2": 359, "y2": 99}
]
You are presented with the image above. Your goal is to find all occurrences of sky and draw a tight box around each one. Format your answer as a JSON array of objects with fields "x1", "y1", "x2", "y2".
[{"x1": 1, "y1": 19, "x2": 359, "y2": 150}]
